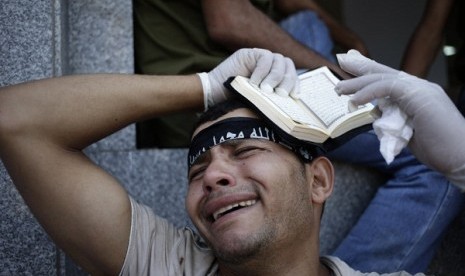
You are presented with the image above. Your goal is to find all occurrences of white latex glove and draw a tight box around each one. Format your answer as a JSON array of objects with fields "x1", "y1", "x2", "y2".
[
  {"x1": 198, "y1": 48, "x2": 299, "y2": 110},
  {"x1": 336, "y1": 49, "x2": 465, "y2": 190}
]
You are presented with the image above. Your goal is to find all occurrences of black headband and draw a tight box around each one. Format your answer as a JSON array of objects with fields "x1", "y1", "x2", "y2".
[{"x1": 188, "y1": 117, "x2": 321, "y2": 170}]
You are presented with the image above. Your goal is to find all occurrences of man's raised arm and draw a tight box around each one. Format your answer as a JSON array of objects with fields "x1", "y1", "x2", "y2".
[
  {"x1": 0, "y1": 48, "x2": 298, "y2": 274},
  {"x1": 0, "y1": 73, "x2": 204, "y2": 274}
]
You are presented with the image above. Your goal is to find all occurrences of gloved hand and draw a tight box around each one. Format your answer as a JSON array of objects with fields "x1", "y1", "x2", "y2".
[
  {"x1": 336, "y1": 49, "x2": 465, "y2": 189},
  {"x1": 198, "y1": 48, "x2": 299, "y2": 110}
]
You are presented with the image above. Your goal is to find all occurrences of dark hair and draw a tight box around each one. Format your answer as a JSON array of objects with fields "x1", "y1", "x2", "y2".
[{"x1": 192, "y1": 98, "x2": 257, "y2": 134}]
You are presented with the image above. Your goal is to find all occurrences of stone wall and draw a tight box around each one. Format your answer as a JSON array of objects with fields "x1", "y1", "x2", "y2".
[
  {"x1": 1, "y1": 1, "x2": 65, "y2": 274},
  {"x1": 0, "y1": 0, "x2": 136, "y2": 274}
]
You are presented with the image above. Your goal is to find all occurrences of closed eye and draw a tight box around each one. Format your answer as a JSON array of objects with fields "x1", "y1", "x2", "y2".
[
  {"x1": 188, "y1": 165, "x2": 207, "y2": 183},
  {"x1": 234, "y1": 146, "x2": 265, "y2": 158}
]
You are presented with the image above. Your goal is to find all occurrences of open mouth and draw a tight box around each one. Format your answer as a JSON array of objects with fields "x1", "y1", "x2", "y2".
[{"x1": 211, "y1": 199, "x2": 257, "y2": 222}]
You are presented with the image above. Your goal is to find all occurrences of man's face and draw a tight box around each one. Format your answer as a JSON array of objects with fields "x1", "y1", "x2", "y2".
[{"x1": 186, "y1": 108, "x2": 317, "y2": 262}]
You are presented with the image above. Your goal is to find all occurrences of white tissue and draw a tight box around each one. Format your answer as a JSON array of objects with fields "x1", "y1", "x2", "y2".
[{"x1": 373, "y1": 99, "x2": 413, "y2": 164}]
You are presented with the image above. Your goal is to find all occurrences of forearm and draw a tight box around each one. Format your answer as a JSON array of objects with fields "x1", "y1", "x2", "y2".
[
  {"x1": 0, "y1": 74, "x2": 203, "y2": 150},
  {"x1": 400, "y1": 27, "x2": 442, "y2": 77},
  {"x1": 275, "y1": 0, "x2": 369, "y2": 56},
  {"x1": 202, "y1": 0, "x2": 348, "y2": 77},
  {"x1": 400, "y1": 0, "x2": 454, "y2": 77}
]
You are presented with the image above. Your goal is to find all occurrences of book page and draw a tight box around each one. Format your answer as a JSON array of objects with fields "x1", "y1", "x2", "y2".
[
  {"x1": 250, "y1": 87, "x2": 320, "y2": 127},
  {"x1": 227, "y1": 68, "x2": 375, "y2": 142},
  {"x1": 298, "y1": 68, "x2": 350, "y2": 127}
]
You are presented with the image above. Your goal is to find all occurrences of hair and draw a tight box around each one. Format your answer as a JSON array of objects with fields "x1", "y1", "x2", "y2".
[{"x1": 192, "y1": 98, "x2": 259, "y2": 135}]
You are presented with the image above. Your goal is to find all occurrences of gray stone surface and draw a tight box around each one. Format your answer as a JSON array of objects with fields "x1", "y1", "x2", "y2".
[
  {"x1": 67, "y1": 0, "x2": 135, "y2": 152},
  {"x1": 1, "y1": 0, "x2": 65, "y2": 274},
  {"x1": 67, "y1": 1, "x2": 133, "y2": 75},
  {"x1": 1, "y1": 0, "x2": 134, "y2": 274},
  {"x1": 0, "y1": 0, "x2": 61, "y2": 86}
]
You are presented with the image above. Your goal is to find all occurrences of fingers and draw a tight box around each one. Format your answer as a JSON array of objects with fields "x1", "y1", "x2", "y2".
[
  {"x1": 339, "y1": 75, "x2": 428, "y2": 108},
  {"x1": 249, "y1": 49, "x2": 298, "y2": 97},
  {"x1": 336, "y1": 73, "x2": 397, "y2": 95},
  {"x1": 337, "y1": 49, "x2": 399, "y2": 76},
  {"x1": 263, "y1": 56, "x2": 299, "y2": 97},
  {"x1": 257, "y1": 53, "x2": 287, "y2": 94},
  {"x1": 338, "y1": 77, "x2": 408, "y2": 105},
  {"x1": 248, "y1": 48, "x2": 274, "y2": 86},
  {"x1": 349, "y1": 80, "x2": 396, "y2": 105},
  {"x1": 277, "y1": 57, "x2": 300, "y2": 98},
  {"x1": 336, "y1": 67, "x2": 438, "y2": 106},
  {"x1": 205, "y1": 48, "x2": 298, "y2": 108}
]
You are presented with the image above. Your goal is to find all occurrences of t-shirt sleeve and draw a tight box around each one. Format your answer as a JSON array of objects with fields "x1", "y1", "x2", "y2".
[
  {"x1": 119, "y1": 197, "x2": 217, "y2": 276},
  {"x1": 321, "y1": 256, "x2": 423, "y2": 276}
]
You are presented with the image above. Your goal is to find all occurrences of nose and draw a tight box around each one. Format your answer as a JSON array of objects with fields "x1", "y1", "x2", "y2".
[{"x1": 202, "y1": 156, "x2": 236, "y2": 194}]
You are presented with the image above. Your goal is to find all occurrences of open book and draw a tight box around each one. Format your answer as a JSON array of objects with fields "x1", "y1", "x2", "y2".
[{"x1": 225, "y1": 66, "x2": 378, "y2": 144}]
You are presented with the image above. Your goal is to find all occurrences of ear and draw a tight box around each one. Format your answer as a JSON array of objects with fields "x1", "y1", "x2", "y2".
[{"x1": 305, "y1": 156, "x2": 334, "y2": 204}]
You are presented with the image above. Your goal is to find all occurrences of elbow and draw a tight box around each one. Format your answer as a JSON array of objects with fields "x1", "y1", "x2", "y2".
[
  {"x1": 0, "y1": 93, "x2": 9, "y2": 137},
  {"x1": 0, "y1": 106, "x2": 15, "y2": 145},
  {"x1": 0, "y1": 92, "x2": 26, "y2": 145},
  {"x1": 208, "y1": 26, "x2": 234, "y2": 46}
]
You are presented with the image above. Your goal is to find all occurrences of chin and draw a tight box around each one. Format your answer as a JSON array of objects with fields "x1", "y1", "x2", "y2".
[
  {"x1": 209, "y1": 228, "x2": 276, "y2": 264},
  {"x1": 213, "y1": 242, "x2": 261, "y2": 264}
]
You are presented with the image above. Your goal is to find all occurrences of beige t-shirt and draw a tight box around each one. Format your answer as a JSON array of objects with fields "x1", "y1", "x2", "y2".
[
  {"x1": 120, "y1": 197, "x2": 423, "y2": 276},
  {"x1": 119, "y1": 197, "x2": 217, "y2": 275}
]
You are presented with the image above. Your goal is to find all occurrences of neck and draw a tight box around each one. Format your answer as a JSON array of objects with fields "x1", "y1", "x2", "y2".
[
  {"x1": 219, "y1": 258, "x2": 331, "y2": 276},
  {"x1": 217, "y1": 232, "x2": 329, "y2": 276}
]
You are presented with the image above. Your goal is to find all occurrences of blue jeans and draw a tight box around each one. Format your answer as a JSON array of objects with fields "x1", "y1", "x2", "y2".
[
  {"x1": 279, "y1": 10, "x2": 336, "y2": 63},
  {"x1": 326, "y1": 131, "x2": 465, "y2": 273},
  {"x1": 280, "y1": 12, "x2": 465, "y2": 273}
]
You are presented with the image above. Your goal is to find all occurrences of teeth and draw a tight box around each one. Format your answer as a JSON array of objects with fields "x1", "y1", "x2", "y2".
[{"x1": 213, "y1": 200, "x2": 256, "y2": 221}]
